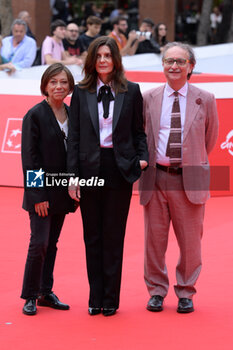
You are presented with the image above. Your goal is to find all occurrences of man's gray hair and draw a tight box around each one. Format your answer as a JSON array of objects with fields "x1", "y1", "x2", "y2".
[
  {"x1": 162, "y1": 41, "x2": 196, "y2": 80},
  {"x1": 11, "y1": 19, "x2": 27, "y2": 31}
]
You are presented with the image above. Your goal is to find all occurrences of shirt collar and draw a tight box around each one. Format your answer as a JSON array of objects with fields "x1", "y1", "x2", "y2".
[
  {"x1": 11, "y1": 35, "x2": 26, "y2": 46},
  {"x1": 97, "y1": 79, "x2": 114, "y2": 96},
  {"x1": 165, "y1": 82, "x2": 188, "y2": 97}
]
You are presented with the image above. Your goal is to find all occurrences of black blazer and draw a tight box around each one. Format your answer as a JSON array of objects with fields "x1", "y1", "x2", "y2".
[
  {"x1": 21, "y1": 100, "x2": 75, "y2": 214},
  {"x1": 67, "y1": 81, "x2": 148, "y2": 183}
]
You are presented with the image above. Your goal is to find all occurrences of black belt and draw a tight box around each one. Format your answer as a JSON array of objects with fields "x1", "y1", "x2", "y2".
[{"x1": 156, "y1": 163, "x2": 182, "y2": 175}]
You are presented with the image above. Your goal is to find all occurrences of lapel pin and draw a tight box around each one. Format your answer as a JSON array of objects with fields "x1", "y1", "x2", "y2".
[{"x1": 196, "y1": 98, "x2": 202, "y2": 105}]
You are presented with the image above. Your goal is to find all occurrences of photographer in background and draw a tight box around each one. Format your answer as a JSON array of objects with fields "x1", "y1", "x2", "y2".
[
  {"x1": 136, "y1": 18, "x2": 161, "y2": 55},
  {"x1": 108, "y1": 16, "x2": 142, "y2": 56}
]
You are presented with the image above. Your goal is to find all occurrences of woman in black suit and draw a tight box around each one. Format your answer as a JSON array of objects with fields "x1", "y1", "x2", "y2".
[
  {"x1": 67, "y1": 36, "x2": 148, "y2": 316},
  {"x1": 21, "y1": 63, "x2": 75, "y2": 315}
]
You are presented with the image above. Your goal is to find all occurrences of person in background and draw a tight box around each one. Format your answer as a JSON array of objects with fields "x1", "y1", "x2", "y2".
[
  {"x1": 183, "y1": 2, "x2": 200, "y2": 45},
  {"x1": 109, "y1": 7, "x2": 126, "y2": 22},
  {"x1": 0, "y1": 35, "x2": 16, "y2": 73},
  {"x1": 63, "y1": 22, "x2": 87, "y2": 63},
  {"x1": 18, "y1": 10, "x2": 36, "y2": 41},
  {"x1": 108, "y1": 16, "x2": 140, "y2": 56},
  {"x1": 21, "y1": 63, "x2": 76, "y2": 316},
  {"x1": 135, "y1": 18, "x2": 161, "y2": 55},
  {"x1": 210, "y1": 6, "x2": 222, "y2": 44},
  {"x1": 79, "y1": 16, "x2": 102, "y2": 51},
  {"x1": 81, "y1": 2, "x2": 102, "y2": 27},
  {"x1": 1, "y1": 19, "x2": 36, "y2": 70},
  {"x1": 50, "y1": 0, "x2": 69, "y2": 22},
  {"x1": 154, "y1": 23, "x2": 168, "y2": 50},
  {"x1": 67, "y1": 36, "x2": 148, "y2": 317},
  {"x1": 41, "y1": 19, "x2": 82, "y2": 66},
  {"x1": 140, "y1": 42, "x2": 219, "y2": 314}
]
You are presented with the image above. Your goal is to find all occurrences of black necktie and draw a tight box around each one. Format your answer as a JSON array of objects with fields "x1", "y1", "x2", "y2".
[
  {"x1": 97, "y1": 85, "x2": 114, "y2": 119},
  {"x1": 166, "y1": 91, "x2": 182, "y2": 166}
]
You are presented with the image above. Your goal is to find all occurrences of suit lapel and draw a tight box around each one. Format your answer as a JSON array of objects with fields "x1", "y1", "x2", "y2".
[
  {"x1": 85, "y1": 90, "x2": 99, "y2": 139},
  {"x1": 85, "y1": 89, "x2": 124, "y2": 136},
  {"x1": 43, "y1": 100, "x2": 66, "y2": 156},
  {"x1": 113, "y1": 92, "x2": 124, "y2": 132},
  {"x1": 149, "y1": 85, "x2": 164, "y2": 149},
  {"x1": 183, "y1": 84, "x2": 201, "y2": 142}
]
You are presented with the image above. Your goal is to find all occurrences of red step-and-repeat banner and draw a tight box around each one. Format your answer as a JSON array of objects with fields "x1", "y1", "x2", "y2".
[{"x1": 0, "y1": 71, "x2": 233, "y2": 196}]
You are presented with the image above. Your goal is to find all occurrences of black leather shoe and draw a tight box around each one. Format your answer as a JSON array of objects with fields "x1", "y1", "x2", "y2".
[
  {"x1": 37, "y1": 292, "x2": 69, "y2": 310},
  {"x1": 177, "y1": 298, "x2": 194, "y2": 313},
  {"x1": 147, "y1": 295, "x2": 164, "y2": 312},
  {"x1": 23, "y1": 298, "x2": 37, "y2": 315},
  {"x1": 88, "y1": 307, "x2": 102, "y2": 315},
  {"x1": 102, "y1": 308, "x2": 117, "y2": 316}
]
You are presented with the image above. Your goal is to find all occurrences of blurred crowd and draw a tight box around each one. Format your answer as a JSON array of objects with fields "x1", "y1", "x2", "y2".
[
  {"x1": 0, "y1": 0, "x2": 225, "y2": 74},
  {"x1": 176, "y1": 2, "x2": 223, "y2": 45}
]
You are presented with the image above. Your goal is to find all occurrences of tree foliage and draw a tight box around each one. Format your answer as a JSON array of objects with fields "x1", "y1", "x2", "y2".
[{"x1": 0, "y1": 0, "x2": 13, "y2": 36}]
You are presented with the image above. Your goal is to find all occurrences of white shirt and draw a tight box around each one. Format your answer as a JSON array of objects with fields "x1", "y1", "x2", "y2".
[
  {"x1": 156, "y1": 82, "x2": 188, "y2": 165},
  {"x1": 210, "y1": 13, "x2": 222, "y2": 29},
  {"x1": 97, "y1": 79, "x2": 115, "y2": 148},
  {"x1": 57, "y1": 118, "x2": 68, "y2": 150},
  {"x1": 1, "y1": 35, "x2": 37, "y2": 70}
]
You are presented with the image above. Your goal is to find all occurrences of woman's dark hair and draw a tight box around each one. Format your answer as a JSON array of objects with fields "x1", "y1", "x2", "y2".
[
  {"x1": 40, "y1": 63, "x2": 75, "y2": 96},
  {"x1": 79, "y1": 36, "x2": 127, "y2": 94},
  {"x1": 155, "y1": 23, "x2": 168, "y2": 47}
]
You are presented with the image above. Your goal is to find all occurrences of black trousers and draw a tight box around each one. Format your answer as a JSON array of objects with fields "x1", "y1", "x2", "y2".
[
  {"x1": 80, "y1": 149, "x2": 132, "y2": 309},
  {"x1": 21, "y1": 212, "x2": 65, "y2": 299}
]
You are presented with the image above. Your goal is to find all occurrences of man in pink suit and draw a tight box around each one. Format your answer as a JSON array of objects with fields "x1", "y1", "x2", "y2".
[{"x1": 139, "y1": 42, "x2": 219, "y2": 313}]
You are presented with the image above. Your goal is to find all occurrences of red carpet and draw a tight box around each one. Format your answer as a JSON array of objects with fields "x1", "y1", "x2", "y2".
[{"x1": 1, "y1": 187, "x2": 233, "y2": 350}]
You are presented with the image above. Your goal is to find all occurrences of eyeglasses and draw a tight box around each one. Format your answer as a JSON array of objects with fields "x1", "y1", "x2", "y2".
[
  {"x1": 67, "y1": 29, "x2": 79, "y2": 33},
  {"x1": 163, "y1": 58, "x2": 190, "y2": 66}
]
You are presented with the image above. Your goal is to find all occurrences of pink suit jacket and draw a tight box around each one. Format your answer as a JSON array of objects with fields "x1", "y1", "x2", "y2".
[{"x1": 139, "y1": 83, "x2": 219, "y2": 206}]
